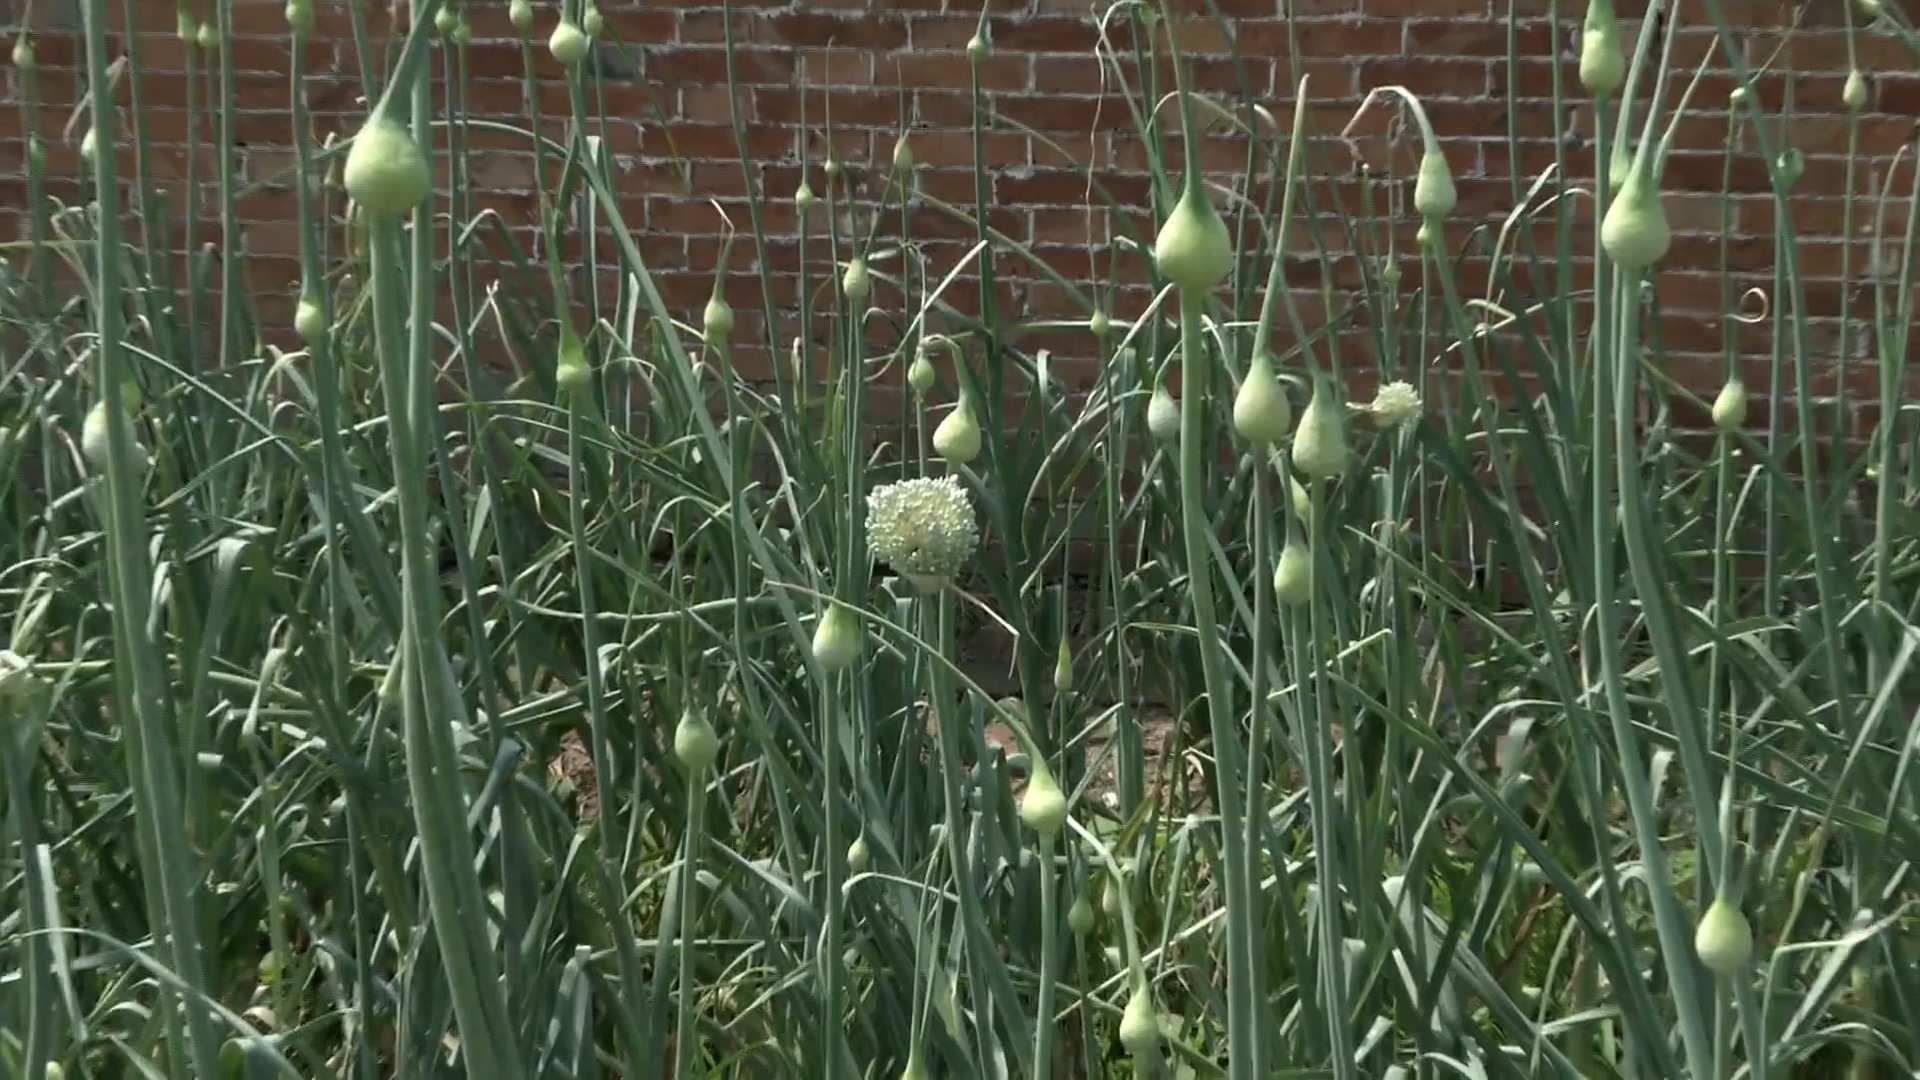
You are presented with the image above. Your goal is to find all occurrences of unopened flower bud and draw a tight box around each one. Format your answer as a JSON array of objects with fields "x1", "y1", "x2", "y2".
[
  {"x1": 810, "y1": 604, "x2": 863, "y2": 672},
  {"x1": 1291, "y1": 378, "x2": 1349, "y2": 480},
  {"x1": 703, "y1": 291, "x2": 734, "y2": 344},
  {"x1": 1147, "y1": 384, "x2": 1179, "y2": 443},
  {"x1": 673, "y1": 707, "x2": 720, "y2": 772},
  {"x1": 908, "y1": 349, "x2": 936, "y2": 396},
  {"x1": 1018, "y1": 767, "x2": 1068, "y2": 841},
  {"x1": 1694, "y1": 898, "x2": 1754, "y2": 976},
  {"x1": 1413, "y1": 146, "x2": 1456, "y2": 220},
  {"x1": 1273, "y1": 541, "x2": 1312, "y2": 607},
  {"x1": 1232, "y1": 354, "x2": 1292, "y2": 445},
  {"x1": 1711, "y1": 377, "x2": 1747, "y2": 433},
  {"x1": 842, "y1": 256, "x2": 870, "y2": 306},
  {"x1": 933, "y1": 393, "x2": 983, "y2": 464},
  {"x1": 1119, "y1": 981, "x2": 1160, "y2": 1057}
]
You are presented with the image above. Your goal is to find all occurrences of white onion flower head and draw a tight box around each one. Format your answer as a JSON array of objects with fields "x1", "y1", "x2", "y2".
[
  {"x1": 1369, "y1": 380, "x2": 1423, "y2": 429},
  {"x1": 0, "y1": 648, "x2": 43, "y2": 708},
  {"x1": 867, "y1": 475, "x2": 980, "y2": 589}
]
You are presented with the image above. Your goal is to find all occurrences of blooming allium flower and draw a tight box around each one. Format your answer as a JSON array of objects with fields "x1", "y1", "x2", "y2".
[
  {"x1": 0, "y1": 649, "x2": 43, "y2": 708},
  {"x1": 1369, "y1": 380, "x2": 1423, "y2": 430},
  {"x1": 867, "y1": 475, "x2": 980, "y2": 588}
]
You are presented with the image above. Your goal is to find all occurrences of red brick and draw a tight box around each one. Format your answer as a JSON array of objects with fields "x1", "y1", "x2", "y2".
[
  {"x1": 990, "y1": 17, "x2": 1101, "y2": 54},
  {"x1": 2, "y1": 0, "x2": 1902, "y2": 424},
  {"x1": 766, "y1": 13, "x2": 909, "y2": 50}
]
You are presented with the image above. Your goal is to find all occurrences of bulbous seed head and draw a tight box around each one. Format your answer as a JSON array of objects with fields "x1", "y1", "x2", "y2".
[
  {"x1": 1291, "y1": 378, "x2": 1350, "y2": 480},
  {"x1": 295, "y1": 292, "x2": 327, "y2": 346},
  {"x1": 908, "y1": 349, "x2": 937, "y2": 396},
  {"x1": 703, "y1": 293, "x2": 734, "y2": 344},
  {"x1": 932, "y1": 395, "x2": 983, "y2": 464},
  {"x1": 1018, "y1": 768, "x2": 1069, "y2": 840},
  {"x1": 673, "y1": 707, "x2": 720, "y2": 772},
  {"x1": 1694, "y1": 898, "x2": 1754, "y2": 976},
  {"x1": 1147, "y1": 384, "x2": 1180, "y2": 443},
  {"x1": 810, "y1": 603, "x2": 863, "y2": 672},
  {"x1": 1153, "y1": 188, "x2": 1233, "y2": 293},
  {"x1": 842, "y1": 256, "x2": 870, "y2": 306},
  {"x1": 1712, "y1": 378, "x2": 1747, "y2": 433},
  {"x1": 1369, "y1": 380, "x2": 1423, "y2": 429},
  {"x1": 0, "y1": 650, "x2": 46, "y2": 709},
  {"x1": 866, "y1": 475, "x2": 980, "y2": 586},
  {"x1": 1600, "y1": 167, "x2": 1671, "y2": 271},
  {"x1": 1580, "y1": 25, "x2": 1624, "y2": 96},
  {"x1": 1273, "y1": 541, "x2": 1313, "y2": 606},
  {"x1": 555, "y1": 359, "x2": 591, "y2": 396},
  {"x1": 82, "y1": 400, "x2": 149, "y2": 477},
  {"x1": 343, "y1": 114, "x2": 432, "y2": 217},
  {"x1": 549, "y1": 20, "x2": 590, "y2": 66},
  {"x1": 1068, "y1": 893, "x2": 1095, "y2": 936},
  {"x1": 1776, "y1": 147, "x2": 1805, "y2": 189},
  {"x1": 1232, "y1": 356, "x2": 1293, "y2": 445},
  {"x1": 1413, "y1": 147, "x2": 1457, "y2": 220},
  {"x1": 1119, "y1": 983, "x2": 1160, "y2": 1057}
]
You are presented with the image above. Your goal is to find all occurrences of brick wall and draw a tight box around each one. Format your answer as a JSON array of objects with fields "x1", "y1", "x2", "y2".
[{"x1": 4, "y1": 0, "x2": 1915, "y2": 433}]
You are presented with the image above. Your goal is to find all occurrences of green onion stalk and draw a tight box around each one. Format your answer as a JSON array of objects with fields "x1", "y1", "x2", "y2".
[
  {"x1": 1153, "y1": 48, "x2": 1262, "y2": 1080},
  {"x1": 1136, "y1": 6, "x2": 1274, "y2": 1060},
  {"x1": 672, "y1": 705, "x2": 721, "y2": 1078},
  {"x1": 78, "y1": 0, "x2": 222, "y2": 1074},
  {"x1": 1594, "y1": 92, "x2": 1718, "y2": 1080},
  {"x1": 347, "y1": 2, "x2": 522, "y2": 1071}
]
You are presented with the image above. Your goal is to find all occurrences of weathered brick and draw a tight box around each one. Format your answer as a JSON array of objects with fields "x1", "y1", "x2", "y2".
[{"x1": 1, "y1": 0, "x2": 1902, "y2": 425}]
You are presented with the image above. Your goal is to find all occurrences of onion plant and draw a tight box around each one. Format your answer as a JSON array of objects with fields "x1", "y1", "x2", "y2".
[{"x1": 2, "y1": 0, "x2": 1918, "y2": 1077}]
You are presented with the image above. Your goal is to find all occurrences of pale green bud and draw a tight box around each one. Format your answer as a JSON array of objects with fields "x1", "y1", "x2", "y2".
[
  {"x1": 1694, "y1": 898, "x2": 1754, "y2": 976},
  {"x1": 1018, "y1": 767, "x2": 1068, "y2": 841},
  {"x1": 673, "y1": 707, "x2": 720, "y2": 772},
  {"x1": 933, "y1": 394, "x2": 983, "y2": 464}
]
